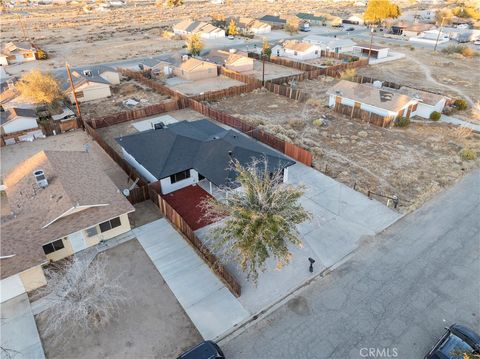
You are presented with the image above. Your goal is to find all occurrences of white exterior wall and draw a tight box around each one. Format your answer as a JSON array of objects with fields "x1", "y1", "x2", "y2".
[
  {"x1": 415, "y1": 99, "x2": 445, "y2": 118},
  {"x1": 121, "y1": 147, "x2": 158, "y2": 183},
  {"x1": 329, "y1": 94, "x2": 409, "y2": 118},
  {"x1": 251, "y1": 25, "x2": 271, "y2": 34},
  {"x1": 160, "y1": 169, "x2": 199, "y2": 194},
  {"x1": 200, "y1": 30, "x2": 225, "y2": 39},
  {"x1": 0, "y1": 56, "x2": 8, "y2": 66},
  {"x1": 283, "y1": 47, "x2": 320, "y2": 60},
  {"x1": 69, "y1": 83, "x2": 112, "y2": 103},
  {"x1": 1, "y1": 116, "x2": 38, "y2": 134},
  {"x1": 376, "y1": 48, "x2": 389, "y2": 59}
]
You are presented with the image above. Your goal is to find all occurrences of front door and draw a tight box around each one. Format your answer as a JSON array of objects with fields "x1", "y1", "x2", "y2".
[{"x1": 69, "y1": 231, "x2": 87, "y2": 253}]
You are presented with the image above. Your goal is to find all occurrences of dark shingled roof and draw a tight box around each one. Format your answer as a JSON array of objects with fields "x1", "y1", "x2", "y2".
[
  {"x1": 116, "y1": 119, "x2": 295, "y2": 187},
  {"x1": 259, "y1": 15, "x2": 287, "y2": 24},
  {"x1": 0, "y1": 107, "x2": 37, "y2": 125}
]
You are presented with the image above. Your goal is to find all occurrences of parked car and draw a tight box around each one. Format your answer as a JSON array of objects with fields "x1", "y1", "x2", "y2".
[
  {"x1": 425, "y1": 324, "x2": 480, "y2": 359},
  {"x1": 177, "y1": 341, "x2": 225, "y2": 359},
  {"x1": 228, "y1": 35, "x2": 234, "y2": 40},
  {"x1": 346, "y1": 27, "x2": 355, "y2": 31}
]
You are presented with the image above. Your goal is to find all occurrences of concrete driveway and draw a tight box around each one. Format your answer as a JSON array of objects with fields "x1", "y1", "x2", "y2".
[
  {"x1": 196, "y1": 163, "x2": 400, "y2": 315},
  {"x1": 1, "y1": 293, "x2": 45, "y2": 359}
]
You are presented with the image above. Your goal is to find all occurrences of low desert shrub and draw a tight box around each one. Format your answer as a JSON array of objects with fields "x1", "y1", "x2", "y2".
[
  {"x1": 394, "y1": 117, "x2": 410, "y2": 128},
  {"x1": 288, "y1": 118, "x2": 306, "y2": 130},
  {"x1": 461, "y1": 47, "x2": 474, "y2": 57},
  {"x1": 454, "y1": 99, "x2": 468, "y2": 111},
  {"x1": 312, "y1": 119, "x2": 324, "y2": 127},
  {"x1": 429, "y1": 111, "x2": 441, "y2": 121},
  {"x1": 459, "y1": 148, "x2": 477, "y2": 161}
]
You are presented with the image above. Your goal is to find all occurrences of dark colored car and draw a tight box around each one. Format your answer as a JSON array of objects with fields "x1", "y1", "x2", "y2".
[
  {"x1": 346, "y1": 27, "x2": 355, "y2": 31},
  {"x1": 425, "y1": 324, "x2": 480, "y2": 359},
  {"x1": 177, "y1": 341, "x2": 225, "y2": 359}
]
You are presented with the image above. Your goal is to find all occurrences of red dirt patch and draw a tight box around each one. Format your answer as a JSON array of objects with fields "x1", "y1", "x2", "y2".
[{"x1": 162, "y1": 185, "x2": 216, "y2": 230}]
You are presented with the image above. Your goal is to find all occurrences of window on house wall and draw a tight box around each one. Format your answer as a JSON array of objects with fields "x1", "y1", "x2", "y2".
[
  {"x1": 99, "y1": 217, "x2": 122, "y2": 233},
  {"x1": 42, "y1": 239, "x2": 65, "y2": 255},
  {"x1": 75, "y1": 91, "x2": 84, "y2": 98},
  {"x1": 315, "y1": 50, "x2": 318, "y2": 55},
  {"x1": 170, "y1": 170, "x2": 191, "y2": 184},
  {"x1": 294, "y1": 51, "x2": 298, "y2": 56},
  {"x1": 85, "y1": 226, "x2": 98, "y2": 237}
]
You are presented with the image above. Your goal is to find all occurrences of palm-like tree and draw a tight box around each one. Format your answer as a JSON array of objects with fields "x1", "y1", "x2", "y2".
[{"x1": 201, "y1": 158, "x2": 311, "y2": 283}]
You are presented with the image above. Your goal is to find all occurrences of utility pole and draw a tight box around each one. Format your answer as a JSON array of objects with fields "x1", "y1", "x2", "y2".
[
  {"x1": 434, "y1": 17, "x2": 445, "y2": 52},
  {"x1": 262, "y1": 52, "x2": 265, "y2": 87},
  {"x1": 65, "y1": 63, "x2": 82, "y2": 123},
  {"x1": 367, "y1": 26, "x2": 374, "y2": 65}
]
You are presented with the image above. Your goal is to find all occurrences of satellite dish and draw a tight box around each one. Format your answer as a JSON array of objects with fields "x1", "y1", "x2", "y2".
[{"x1": 122, "y1": 188, "x2": 130, "y2": 197}]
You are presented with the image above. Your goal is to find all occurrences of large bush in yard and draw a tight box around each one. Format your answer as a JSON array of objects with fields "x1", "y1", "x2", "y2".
[
  {"x1": 394, "y1": 117, "x2": 410, "y2": 128},
  {"x1": 454, "y1": 99, "x2": 468, "y2": 111},
  {"x1": 430, "y1": 111, "x2": 441, "y2": 121}
]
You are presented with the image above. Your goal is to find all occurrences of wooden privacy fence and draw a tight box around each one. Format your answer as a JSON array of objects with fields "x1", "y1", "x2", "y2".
[
  {"x1": 90, "y1": 100, "x2": 180, "y2": 129},
  {"x1": 219, "y1": 67, "x2": 262, "y2": 86},
  {"x1": 191, "y1": 83, "x2": 259, "y2": 102},
  {"x1": 119, "y1": 68, "x2": 181, "y2": 98},
  {"x1": 264, "y1": 82, "x2": 310, "y2": 103},
  {"x1": 334, "y1": 102, "x2": 394, "y2": 128},
  {"x1": 148, "y1": 185, "x2": 242, "y2": 297},
  {"x1": 126, "y1": 185, "x2": 150, "y2": 205},
  {"x1": 83, "y1": 119, "x2": 150, "y2": 187}
]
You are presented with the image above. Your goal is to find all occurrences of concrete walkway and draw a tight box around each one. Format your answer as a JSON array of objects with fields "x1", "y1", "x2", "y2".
[
  {"x1": 134, "y1": 219, "x2": 249, "y2": 340},
  {"x1": 196, "y1": 163, "x2": 401, "y2": 315},
  {"x1": 440, "y1": 114, "x2": 480, "y2": 133},
  {"x1": 1, "y1": 293, "x2": 45, "y2": 359}
]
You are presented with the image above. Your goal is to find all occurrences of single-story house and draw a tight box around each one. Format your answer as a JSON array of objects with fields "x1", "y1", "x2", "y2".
[
  {"x1": 59, "y1": 65, "x2": 120, "y2": 103},
  {"x1": 258, "y1": 15, "x2": 287, "y2": 27},
  {"x1": 395, "y1": 86, "x2": 448, "y2": 118},
  {"x1": 343, "y1": 14, "x2": 364, "y2": 25},
  {"x1": 0, "y1": 150, "x2": 134, "y2": 299},
  {"x1": 0, "y1": 42, "x2": 36, "y2": 66},
  {"x1": 352, "y1": 44, "x2": 389, "y2": 59},
  {"x1": 303, "y1": 35, "x2": 356, "y2": 53},
  {"x1": 173, "y1": 19, "x2": 225, "y2": 39},
  {"x1": 327, "y1": 80, "x2": 419, "y2": 122},
  {"x1": 0, "y1": 107, "x2": 38, "y2": 135},
  {"x1": 442, "y1": 27, "x2": 480, "y2": 43},
  {"x1": 116, "y1": 119, "x2": 295, "y2": 195},
  {"x1": 208, "y1": 50, "x2": 254, "y2": 73},
  {"x1": 236, "y1": 17, "x2": 271, "y2": 34},
  {"x1": 296, "y1": 12, "x2": 326, "y2": 26},
  {"x1": 391, "y1": 22, "x2": 436, "y2": 37},
  {"x1": 409, "y1": 29, "x2": 449, "y2": 44},
  {"x1": 139, "y1": 58, "x2": 172, "y2": 76},
  {"x1": 173, "y1": 58, "x2": 218, "y2": 81},
  {"x1": 281, "y1": 40, "x2": 321, "y2": 60}
]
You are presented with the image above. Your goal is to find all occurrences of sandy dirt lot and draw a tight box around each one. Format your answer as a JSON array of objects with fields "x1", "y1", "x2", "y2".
[
  {"x1": 81, "y1": 80, "x2": 171, "y2": 119},
  {"x1": 0, "y1": 130, "x2": 133, "y2": 189},
  {"x1": 209, "y1": 90, "x2": 480, "y2": 212},
  {"x1": 97, "y1": 108, "x2": 206, "y2": 153},
  {"x1": 165, "y1": 75, "x2": 244, "y2": 96},
  {"x1": 36, "y1": 239, "x2": 202, "y2": 359},
  {"x1": 251, "y1": 60, "x2": 304, "y2": 81},
  {"x1": 356, "y1": 46, "x2": 480, "y2": 123}
]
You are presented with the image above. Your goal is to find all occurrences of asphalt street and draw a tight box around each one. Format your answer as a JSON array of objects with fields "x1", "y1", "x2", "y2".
[{"x1": 221, "y1": 170, "x2": 480, "y2": 359}]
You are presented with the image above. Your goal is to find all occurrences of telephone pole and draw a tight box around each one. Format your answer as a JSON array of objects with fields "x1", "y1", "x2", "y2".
[
  {"x1": 434, "y1": 17, "x2": 445, "y2": 52},
  {"x1": 65, "y1": 63, "x2": 82, "y2": 124},
  {"x1": 367, "y1": 26, "x2": 375, "y2": 64}
]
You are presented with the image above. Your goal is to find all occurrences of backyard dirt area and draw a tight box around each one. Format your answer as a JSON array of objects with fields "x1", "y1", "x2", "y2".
[
  {"x1": 251, "y1": 60, "x2": 304, "y2": 81},
  {"x1": 97, "y1": 108, "x2": 206, "y2": 154},
  {"x1": 356, "y1": 46, "x2": 480, "y2": 123},
  {"x1": 295, "y1": 76, "x2": 339, "y2": 101},
  {"x1": 302, "y1": 57, "x2": 345, "y2": 67},
  {"x1": 0, "y1": 130, "x2": 133, "y2": 189},
  {"x1": 36, "y1": 239, "x2": 202, "y2": 359},
  {"x1": 165, "y1": 75, "x2": 244, "y2": 96},
  {"x1": 81, "y1": 80, "x2": 171, "y2": 119},
  {"x1": 209, "y1": 89, "x2": 480, "y2": 213}
]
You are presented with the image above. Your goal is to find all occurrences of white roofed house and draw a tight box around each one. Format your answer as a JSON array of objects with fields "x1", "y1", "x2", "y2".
[
  {"x1": 303, "y1": 35, "x2": 356, "y2": 54},
  {"x1": 173, "y1": 19, "x2": 225, "y2": 39},
  {"x1": 280, "y1": 41, "x2": 321, "y2": 61},
  {"x1": 236, "y1": 17, "x2": 271, "y2": 34},
  {"x1": 0, "y1": 42, "x2": 37, "y2": 66}
]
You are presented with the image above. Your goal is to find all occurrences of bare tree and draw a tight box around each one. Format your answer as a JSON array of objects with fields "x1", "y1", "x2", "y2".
[
  {"x1": 200, "y1": 158, "x2": 311, "y2": 283},
  {"x1": 37, "y1": 254, "x2": 127, "y2": 344}
]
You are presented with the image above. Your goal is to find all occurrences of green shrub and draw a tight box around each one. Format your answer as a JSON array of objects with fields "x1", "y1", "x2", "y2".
[
  {"x1": 454, "y1": 99, "x2": 468, "y2": 110},
  {"x1": 394, "y1": 117, "x2": 410, "y2": 128},
  {"x1": 430, "y1": 111, "x2": 441, "y2": 121},
  {"x1": 459, "y1": 148, "x2": 477, "y2": 161},
  {"x1": 312, "y1": 119, "x2": 324, "y2": 127},
  {"x1": 348, "y1": 56, "x2": 359, "y2": 62},
  {"x1": 410, "y1": 46, "x2": 415, "y2": 51}
]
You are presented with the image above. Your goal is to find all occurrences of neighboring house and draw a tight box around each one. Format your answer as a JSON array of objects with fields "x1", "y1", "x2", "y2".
[
  {"x1": 0, "y1": 150, "x2": 134, "y2": 298},
  {"x1": 0, "y1": 107, "x2": 38, "y2": 134},
  {"x1": 343, "y1": 14, "x2": 364, "y2": 25},
  {"x1": 173, "y1": 58, "x2": 217, "y2": 81},
  {"x1": 116, "y1": 119, "x2": 295, "y2": 195},
  {"x1": 281, "y1": 40, "x2": 321, "y2": 60},
  {"x1": 352, "y1": 44, "x2": 389, "y2": 59},
  {"x1": 395, "y1": 86, "x2": 448, "y2": 118},
  {"x1": 391, "y1": 22, "x2": 436, "y2": 37},
  {"x1": 0, "y1": 42, "x2": 36, "y2": 66},
  {"x1": 442, "y1": 27, "x2": 480, "y2": 43},
  {"x1": 173, "y1": 19, "x2": 225, "y2": 39},
  {"x1": 296, "y1": 12, "x2": 326, "y2": 26},
  {"x1": 139, "y1": 58, "x2": 172, "y2": 76},
  {"x1": 327, "y1": 80, "x2": 419, "y2": 121},
  {"x1": 235, "y1": 17, "x2": 271, "y2": 34},
  {"x1": 258, "y1": 15, "x2": 287, "y2": 27},
  {"x1": 59, "y1": 66, "x2": 120, "y2": 103},
  {"x1": 303, "y1": 35, "x2": 356, "y2": 53},
  {"x1": 410, "y1": 29, "x2": 449, "y2": 44},
  {"x1": 208, "y1": 50, "x2": 254, "y2": 73}
]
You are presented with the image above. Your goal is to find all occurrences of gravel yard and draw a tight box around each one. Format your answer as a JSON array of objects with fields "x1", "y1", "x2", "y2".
[
  {"x1": 251, "y1": 61, "x2": 304, "y2": 81},
  {"x1": 165, "y1": 75, "x2": 244, "y2": 96},
  {"x1": 36, "y1": 239, "x2": 202, "y2": 359},
  {"x1": 209, "y1": 90, "x2": 480, "y2": 212}
]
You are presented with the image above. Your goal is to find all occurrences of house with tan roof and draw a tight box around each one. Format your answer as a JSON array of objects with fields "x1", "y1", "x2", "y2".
[
  {"x1": 391, "y1": 22, "x2": 436, "y2": 37},
  {"x1": 207, "y1": 50, "x2": 254, "y2": 73},
  {"x1": 327, "y1": 80, "x2": 420, "y2": 124},
  {"x1": 173, "y1": 57, "x2": 218, "y2": 81},
  {"x1": 279, "y1": 40, "x2": 321, "y2": 61},
  {"x1": 0, "y1": 42, "x2": 36, "y2": 66},
  {"x1": 303, "y1": 35, "x2": 356, "y2": 53},
  {"x1": 236, "y1": 17, "x2": 271, "y2": 34},
  {"x1": 0, "y1": 150, "x2": 134, "y2": 300},
  {"x1": 173, "y1": 19, "x2": 225, "y2": 39}
]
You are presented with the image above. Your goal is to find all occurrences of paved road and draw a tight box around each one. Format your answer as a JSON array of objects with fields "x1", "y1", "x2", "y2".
[{"x1": 221, "y1": 170, "x2": 480, "y2": 359}]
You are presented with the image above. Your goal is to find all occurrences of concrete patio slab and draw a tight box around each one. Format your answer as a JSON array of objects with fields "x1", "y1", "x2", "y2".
[
  {"x1": 1, "y1": 293, "x2": 45, "y2": 359},
  {"x1": 134, "y1": 219, "x2": 249, "y2": 340}
]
